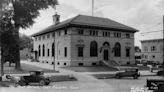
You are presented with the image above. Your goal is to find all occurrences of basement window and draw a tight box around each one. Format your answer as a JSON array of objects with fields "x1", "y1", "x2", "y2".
[{"x1": 78, "y1": 63, "x2": 83, "y2": 66}]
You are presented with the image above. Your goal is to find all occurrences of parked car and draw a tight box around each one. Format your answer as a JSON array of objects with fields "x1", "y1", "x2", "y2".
[
  {"x1": 146, "y1": 79, "x2": 164, "y2": 92},
  {"x1": 157, "y1": 69, "x2": 164, "y2": 76},
  {"x1": 17, "y1": 71, "x2": 50, "y2": 86},
  {"x1": 115, "y1": 67, "x2": 140, "y2": 79}
]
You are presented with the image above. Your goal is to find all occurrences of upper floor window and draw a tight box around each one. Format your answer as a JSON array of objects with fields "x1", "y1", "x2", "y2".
[
  {"x1": 114, "y1": 32, "x2": 121, "y2": 38},
  {"x1": 35, "y1": 37, "x2": 37, "y2": 41},
  {"x1": 160, "y1": 45, "x2": 163, "y2": 51},
  {"x1": 126, "y1": 33, "x2": 130, "y2": 38},
  {"x1": 47, "y1": 34, "x2": 50, "y2": 39},
  {"x1": 90, "y1": 30, "x2": 98, "y2": 36},
  {"x1": 78, "y1": 28, "x2": 84, "y2": 35},
  {"x1": 103, "y1": 31, "x2": 110, "y2": 37},
  {"x1": 43, "y1": 35, "x2": 45, "y2": 40},
  {"x1": 39, "y1": 36, "x2": 41, "y2": 40},
  {"x1": 58, "y1": 31, "x2": 61, "y2": 36},
  {"x1": 144, "y1": 46, "x2": 148, "y2": 52},
  {"x1": 52, "y1": 32, "x2": 55, "y2": 37}
]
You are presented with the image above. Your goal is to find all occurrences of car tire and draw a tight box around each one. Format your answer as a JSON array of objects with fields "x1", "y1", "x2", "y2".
[
  {"x1": 116, "y1": 75, "x2": 121, "y2": 79},
  {"x1": 133, "y1": 75, "x2": 138, "y2": 79},
  {"x1": 39, "y1": 80, "x2": 45, "y2": 86},
  {"x1": 18, "y1": 81, "x2": 27, "y2": 86}
]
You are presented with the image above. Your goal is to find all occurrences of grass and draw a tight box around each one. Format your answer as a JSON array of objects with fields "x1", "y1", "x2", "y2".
[
  {"x1": 49, "y1": 75, "x2": 77, "y2": 82},
  {"x1": 0, "y1": 63, "x2": 58, "y2": 74},
  {"x1": 62, "y1": 66, "x2": 119, "y2": 72}
]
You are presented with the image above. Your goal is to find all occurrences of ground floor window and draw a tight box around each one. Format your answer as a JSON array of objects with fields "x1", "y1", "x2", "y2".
[
  {"x1": 78, "y1": 47, "x2": 83, "y2": 57},
  {"x1": 126, "y1": 48, "x2": 130, "y2": 57},
  {"x1": 64, "y1": 47, "x2": 67, "y2": 57}
]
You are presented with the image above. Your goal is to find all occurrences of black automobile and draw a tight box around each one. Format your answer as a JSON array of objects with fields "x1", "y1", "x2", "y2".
[
  {"x1": 17, "y1": 71, "x2": 50, "y2": 86},
  {"x1": 115, "y1": 68, "x2": 140, "y2": 79},
  {"x1": 157, "y1": 69, "x2": 164, "y2": 76}
]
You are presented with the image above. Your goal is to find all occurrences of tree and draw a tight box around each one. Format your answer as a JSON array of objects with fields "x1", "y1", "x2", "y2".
[
  {"x1": 19, "y1": 34, "x2": 33, "y2": 50},
  {"x1": 0, "y1": 0, "x2": 58, "y2": 70},
  {"x1": 135, "y1": 46, "x2": 141, "y2": 52}
]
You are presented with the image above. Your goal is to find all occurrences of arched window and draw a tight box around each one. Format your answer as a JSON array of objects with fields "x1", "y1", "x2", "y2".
[
  {"x1": 114, "y1": 42, "x2": 121, "y2": 57},
  {"x1": 42, "y1": 44, "x2": 45, "y2": 57},
  {"x1": 52, "y1": 43, "x2": 55, "y2": 56},
  {"x1": 90, "y1": 41, "x2": 98, "y2": 57},
  {"x1": 38, "y1": 45, "x2": 41, "y2": 56}
]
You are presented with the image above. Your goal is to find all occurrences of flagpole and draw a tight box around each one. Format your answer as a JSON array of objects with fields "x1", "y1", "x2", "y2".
[{"x1": 92, "y1": 0, "x2": 94, "y2": 16}]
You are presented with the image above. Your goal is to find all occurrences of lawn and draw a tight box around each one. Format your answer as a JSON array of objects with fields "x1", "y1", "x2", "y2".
[
  {"x1": 62, "y1": 66, "x2": 119, "y2": 72},
  {"x1": 0, "y1": 63, "x2": 58, "y2": 74}
]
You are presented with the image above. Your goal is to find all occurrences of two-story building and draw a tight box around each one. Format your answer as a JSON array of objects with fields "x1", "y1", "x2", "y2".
[
  {"x1": 32, "y1": 14, "x2": 138, "y2": 67},
  {"x1": 141, "y1": 39, "x2": 164, "y2": 64}
]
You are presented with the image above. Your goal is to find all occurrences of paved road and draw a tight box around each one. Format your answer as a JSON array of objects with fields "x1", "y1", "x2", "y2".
[{"x1": 0, "y1": 60, "x2": 162, "y2": 92}]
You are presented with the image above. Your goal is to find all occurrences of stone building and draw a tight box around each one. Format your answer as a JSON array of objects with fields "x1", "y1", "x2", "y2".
[
  {"x1": 141, "y1": 39, "x2": 164, "y2": 64},
  {"x1": 32, "y1": 14, "x2": 138, "y2": 67}
]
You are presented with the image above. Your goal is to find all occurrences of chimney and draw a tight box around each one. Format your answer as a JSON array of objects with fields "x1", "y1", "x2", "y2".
[{"x1": 53, "y1": 13, "x2": 60, "y2": 25}]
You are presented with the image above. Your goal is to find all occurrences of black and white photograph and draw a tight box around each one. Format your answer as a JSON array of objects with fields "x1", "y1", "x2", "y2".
[{"x1": 0, "y1": 0, "x2": 164, "y2": 92}]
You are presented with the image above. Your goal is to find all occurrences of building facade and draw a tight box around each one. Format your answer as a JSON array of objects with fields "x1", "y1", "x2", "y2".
[
  {"x1": 32, "y1": 14, "x2": 138, "y2": 67},
  {"x1": 141, "y1": 39, "x2": 164, "y2": 64}
]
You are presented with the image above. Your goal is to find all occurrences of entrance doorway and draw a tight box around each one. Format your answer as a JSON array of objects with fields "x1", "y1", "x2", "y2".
[{"x1": 104, "y1": 50, "x2": 109, "y2": 61}]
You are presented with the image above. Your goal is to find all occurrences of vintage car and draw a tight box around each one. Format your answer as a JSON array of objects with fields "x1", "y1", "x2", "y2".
[
  {"x1": 157, "y1": 69, "x2": 164, "y2": 76},
  {"x1": 115, "y1": 67, "x2": 140, "y2": 79},
  {"x1": 146, "y1": 79, "x2": 164, "y2": 92},
  {"x1": 17, "y1": 71, "x2": 51, "y2": 86}
]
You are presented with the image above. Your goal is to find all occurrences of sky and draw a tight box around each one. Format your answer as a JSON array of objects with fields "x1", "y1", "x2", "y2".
[{"x1": 20, "y1": 0, "x2": 164, "y2": 47}]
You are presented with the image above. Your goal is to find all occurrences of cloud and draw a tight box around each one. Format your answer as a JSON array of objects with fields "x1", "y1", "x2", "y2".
[{"x1": 20, "y1": 0, "x2": 164, "y2": 47}]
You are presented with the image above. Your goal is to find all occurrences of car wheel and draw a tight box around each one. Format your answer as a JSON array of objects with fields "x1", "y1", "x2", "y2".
[
  {"x1": 39, "y1": 80, "x2": 45, "y2": 86},
  {"x1": 18, "y1": 81, "x2": 27, "y2": 86},
  {"x1": 116, "y1": 75, "x2": 121, "y2": 79},
  {"x1": 133, "y1": 75, "x2": 138, "y2": 79}
]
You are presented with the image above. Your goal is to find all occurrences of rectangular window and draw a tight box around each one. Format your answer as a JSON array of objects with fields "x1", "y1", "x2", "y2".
[
  {"x1": 90, "y1": 30, "x2": 98, "y2": 36},
  {"x1": 52, "y1": 32, "x2": 55, "y2": 37},
  {"x1": 43, "y1": 35, "x2": 45, "y2": 40},
  {"x1": 58, "y1": 31, "x2": 61, "y2": 36},
  {"x1": 78, "y1": 47, "x2": 83, "y2": 57},
  {"x1": 64, "y1": 47, "x2": 67, "y2": 57},
  {"x1": 151, "y1": 46, "x2": 156, "y2": 51},
  {"x1": 126, "y1": 33, "x2": 130, "y2": 38},
  {"x1": 64, "y1": 29, "x2": 67, "y2": 35},
  {"x1": 126, "y1": 48, "x2": 130, "y2": 57},
  {"x1": 47, "y1": 49, "x2": 49, "y2": 56},
  {"x1": 78, "y1": 29, "x2": 84, "y2": 35},
  {"x1": 108, "y1": 32, "x2": 110, "y2": 37},
  {"x1": 35, "y1": 37, "x2": 37, "y2": 41},
  {"x1": 144, "y1": 46, "x2": 148, "y2": 52},
  {"x1": 39, "y1": 37, "x2": 41, "y2": 40},
  {"x1": 47, "y1": 34, "x2": 50, "y2": 39}
]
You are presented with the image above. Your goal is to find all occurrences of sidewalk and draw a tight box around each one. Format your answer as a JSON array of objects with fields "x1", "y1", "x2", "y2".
[{"x1": 21, "y1": 60, "x2": 157, "y2": 76}]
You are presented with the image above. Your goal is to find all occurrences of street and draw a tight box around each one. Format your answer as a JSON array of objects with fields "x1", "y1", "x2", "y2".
[{"x1": 0, "y1": 74, "x2": 163, "y2": 92}]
